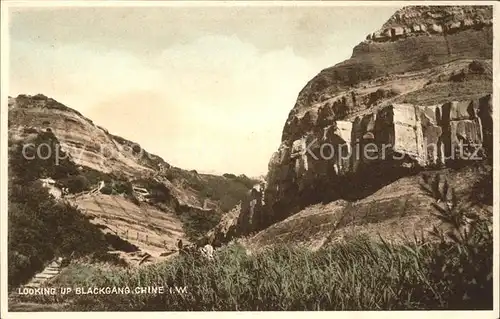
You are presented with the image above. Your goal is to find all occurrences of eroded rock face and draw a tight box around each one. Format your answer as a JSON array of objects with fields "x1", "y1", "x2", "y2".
[
  {"x1": 8, "y1": 94, "x2": 169, "y2": 178},
  {"x1": 262, "y1": 98, "x2": 488, "y2": 228},
  {"x1": 8, "y1": 94, "x2": 219, "y2": 211},
  {"x1": 293, "y1": 6, "x2": 492, "y2": 114},
  {"x1": 214, "y1": 94, "x2": 491, "y2": 244},
  {"x1": 209, "y1": 6, "x2": 493, "y2": 243},
  {"x1": 367, "y1": 6, "x2": 492, "y2": 42},
  {"x1": 205, "y1": 181, "x2": 267, "y2": 244}
]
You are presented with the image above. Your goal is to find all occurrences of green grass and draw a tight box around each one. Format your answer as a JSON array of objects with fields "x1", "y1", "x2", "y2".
[
  {"x1": 9, "y1": 131, "x2": 492, "y2": 310},
  {"x1": 7, "y1": 180, "x2": 120, "y2": 290},
  {"x1": 21, "y1": 225, "x2": 492, "y2": 311},
  {"x1": 7, "y1": 132, "x2": 126, "y2": 290},
  {"x1": 18, "y1": 172, "x2": 492, "y2": 311}
]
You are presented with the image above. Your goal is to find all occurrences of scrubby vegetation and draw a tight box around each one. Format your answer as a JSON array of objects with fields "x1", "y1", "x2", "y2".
[
  {"x1": 7, "y1": 129, "x2": 255, "y2": 292},
  {"x1": 469, "y1": 164, "x2": 493, "y2": 205},
  {"x1": 18, "y1": 173, "x2": 492, "y2": 310},
  {"x1": 162, "y1": 171, "x2": 258, "y2": 240},
  {"x1": 7, "y1": 132, "x2": 125, "y2": 290},
  {"x1": 177, "y1": 209, "x2": 222, "y2": 243},
  {"x1": 167, "y1": 168, "x2": 259, "y2": 212},
  {"x1": 157, "y1": 168, "x2": 258, "y2": 240},
  {"x1": 9, "y1": 130, "x2": 80, "y2": 183},
  {"x1": 8, "y1": 179, "x2": 115, "y2": 290}
]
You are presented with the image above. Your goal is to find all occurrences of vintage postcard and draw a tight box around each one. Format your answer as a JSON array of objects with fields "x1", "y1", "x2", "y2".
[{"x1": 0, "y1": 1, "x2": 498, "y2": 317}]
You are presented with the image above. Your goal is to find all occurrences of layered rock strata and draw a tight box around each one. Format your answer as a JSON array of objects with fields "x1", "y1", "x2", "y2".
[{"x1": 208, "y1": 5, "x2": 493, "y2": 243}]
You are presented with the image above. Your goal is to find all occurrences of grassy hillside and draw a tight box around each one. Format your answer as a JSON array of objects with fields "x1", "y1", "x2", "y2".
[
  {"x1": 14, "y1": 174, "x2": 493, "y2": 310},
  {"x1": 8, "y1": 132, "x2": 125, "y2": 290},
  {"x1": 7, "y1": 129, "x2": 258, "y2": 289}
]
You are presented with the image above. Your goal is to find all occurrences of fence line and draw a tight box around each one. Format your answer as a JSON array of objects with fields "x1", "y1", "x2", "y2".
[{"x1": 65, "y1": 182, "x2": 171, "y2": 249}]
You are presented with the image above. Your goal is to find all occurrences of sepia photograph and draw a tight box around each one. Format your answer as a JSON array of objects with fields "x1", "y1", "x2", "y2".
[{"x1": 0, "y1": 1, "x2": 498, "y2": 316}]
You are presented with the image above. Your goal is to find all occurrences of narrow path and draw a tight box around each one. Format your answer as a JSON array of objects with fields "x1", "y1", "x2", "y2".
[
  {"x1": 8, "y1": 258, "x2": 64, "y2": 310},
  {"x1": 17, "y1": 258, "x2": 63, "y2": 290}
]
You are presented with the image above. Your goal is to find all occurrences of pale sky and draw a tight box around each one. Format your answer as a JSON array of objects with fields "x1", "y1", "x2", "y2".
[{"x1": 8, "y1": 5, "x2": 401, "y2": 176}]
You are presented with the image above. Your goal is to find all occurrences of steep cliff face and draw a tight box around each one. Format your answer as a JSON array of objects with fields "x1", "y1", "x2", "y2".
[
  {"x1": 292, "y1": 5, "x2": 492, "y2": 114},
  {"x1": 208, "y1": 5, "x2": 493, "y2": 243}
]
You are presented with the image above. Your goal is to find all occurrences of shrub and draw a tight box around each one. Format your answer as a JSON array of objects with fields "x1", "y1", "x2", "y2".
[
  {"x1": 7, "y1": 134, "x2": 121, "y2": 290},
  {"x1": 469, "y1": 166, "x2": 493, "y2": 205},
  {"x1": 196, "y1": 174, "x2": 258, "y2": 212},
  {"x1": 79, "y1": 166, "x2": 113, "y2": 185},
  {"x1": 60, "y1": 175, "x2": 91, "y2": 193},
  {"x1": 9, "y1": 131, "x2": 79, "y2": 183},
  {"x1": 111, "y1": 180, "x2": 133, "y2": 196},
  {"x1": 418, "y1": 173, "x2": 493, "y2": 309},
  {"x1": 100, "y1": 185, "x2": 113, "y2": 195},
  {"x1": 178, "y1": 209, "x2": 222, "y2": 242},
  {"x1": 19, "y1": 173, "x2": 492, "y2": 310},
  {"x1": 8, "y1": 181, "x2": 110, "y2": 290},
  {"x1": 32, "y1": 94, "x2": 48, "y2": 100},
  {"x1": 469, "y1": 60, "x2": 485, "y2": 74}
]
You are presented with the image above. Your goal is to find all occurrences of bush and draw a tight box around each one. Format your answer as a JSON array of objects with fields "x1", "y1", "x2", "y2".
[
  {"x1": 60, "y1": 175, "x2": 91, "y2": 193},
  {"x1": 111, "y1": 180, "x2": 133, "y2": 196},
  {"x1": 100, "y1": 185, "x2": 113, "y2": 195},
  {"x1": 19, "y1": 173, "x2": 492, "y2": 310},
  {"x1": 8, "y1": 181, "x2": 110, "y2": 290},
  {"x1": 7, "y1": 133, "x2": 120, "y2": 290},
  {"x1": 469, "y1": 166, "x2": 493, "y2": 205},
  {"x1": 79, "y1": 166, "x2": 113, "y2": 186},
  {"x1": 418, "y1": 173, "x2": 493, "y2": 309},
  {"x1": 196, "y1": 174, "x2": 258, "y2": 212},
  {"x1": 178, "y1": 209, "x2": 222, "y2": 242},
  {"x1": 469, "y1": 60, "x2": 485, "y2": 74},
  {"x1": 9, "y1": 131, "x2": 80, "y2": 182},
  {"x1": 164, "y1": 168, "x2": 258, "y2": 212}
]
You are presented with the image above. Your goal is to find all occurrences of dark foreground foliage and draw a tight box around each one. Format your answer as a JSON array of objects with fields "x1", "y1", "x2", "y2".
[
  {"x1": 18, "y1": 173, "x2": 492, "y2": 310},
  {"x1": 8, "y1": 132, "x2": 124, "y2": 290},
  {"x1": 8, "y1": 181, "x2": 114, "y2": 290}
]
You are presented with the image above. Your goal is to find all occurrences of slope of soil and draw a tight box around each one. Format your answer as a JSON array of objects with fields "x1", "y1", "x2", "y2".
[{"x1": 243, "y1": 164, "x2": 492, "y2": 251}]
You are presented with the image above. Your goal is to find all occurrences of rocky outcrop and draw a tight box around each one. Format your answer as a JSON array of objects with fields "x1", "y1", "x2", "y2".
[
  {"x1": 206, "y1": 180, "x2": 267, "y2": 245},
  {"x1": 208, "y1": 5, "x2": 493, "y2": 243},
  {"x1": 367, "y1": 6, "x2": 492, "y2": 42},
  {"x1": 293, "y1": 6, "x2": 492, "y2": 113},
  {"x1": 258, "y1": 96, "x2": 491, "y2": 233},
  {"x1": 8, "y1": 94, "x2": 169, "y2": 179}
]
